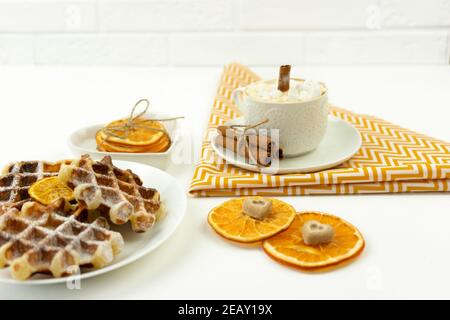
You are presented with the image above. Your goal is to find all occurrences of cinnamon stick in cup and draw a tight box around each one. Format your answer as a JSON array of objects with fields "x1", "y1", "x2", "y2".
[{"x1": 278, "y1": 65, "x2": 291, "y2": 92}]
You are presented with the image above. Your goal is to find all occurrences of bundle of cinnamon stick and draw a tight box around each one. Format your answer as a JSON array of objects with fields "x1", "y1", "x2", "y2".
[{"x1": 215, "y1": 126, "x2": 283, "y2": 167}]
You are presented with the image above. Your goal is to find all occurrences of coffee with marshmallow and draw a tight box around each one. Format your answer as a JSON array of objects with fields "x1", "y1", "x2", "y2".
[{"x1": 232, "y1": 74, "x2": 329, "y2": 156}]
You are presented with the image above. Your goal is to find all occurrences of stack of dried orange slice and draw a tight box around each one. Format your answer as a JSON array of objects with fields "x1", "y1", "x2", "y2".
[
  {"x1": 208, "y1": 197, "x2": 365, "y2": 272},
  {"x1": 96, "y1": 118, "x2": 171, "y2": 153}
]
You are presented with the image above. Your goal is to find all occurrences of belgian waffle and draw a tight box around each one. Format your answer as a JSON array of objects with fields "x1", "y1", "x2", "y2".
[
  {"x1": 0, "y1": 199, "x2": 124, "y2": 280},
  {"x1": 0, "y1": 160, "x2": 72, "y2": 209},
  {"x1": 59, "y1": 155, "x2": 162, "y2": 233}
]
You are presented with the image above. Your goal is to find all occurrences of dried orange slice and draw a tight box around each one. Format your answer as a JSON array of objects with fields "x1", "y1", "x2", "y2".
[
  {"x1": 29, "y1": 177, "x2": 75, "y2": 205},
  {"x1": 208, "y1": 197, "x2": 296, "y2": 243},
  {"x1": 263, "y1": 211, "x2": 365, "y2": 270}
]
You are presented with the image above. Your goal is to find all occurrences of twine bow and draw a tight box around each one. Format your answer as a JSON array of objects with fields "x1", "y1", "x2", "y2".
[{"x1": 100, "y1": 98, "x2": 184, "y2": 140}]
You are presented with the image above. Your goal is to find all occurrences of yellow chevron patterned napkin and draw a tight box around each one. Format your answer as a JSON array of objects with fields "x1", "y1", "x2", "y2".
[{"x1": 189, "y1": 63, "x2": 450, "y2": 197}]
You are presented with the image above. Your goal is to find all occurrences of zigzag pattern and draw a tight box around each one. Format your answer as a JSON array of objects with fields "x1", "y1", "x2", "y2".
[{"x1": 189, "y1": 63, "x2": 450, "y2": 196}]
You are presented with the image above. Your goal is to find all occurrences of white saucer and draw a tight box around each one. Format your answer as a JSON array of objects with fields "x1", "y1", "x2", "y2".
[
  {"x1": 211, "y1": 116, "x2": 362, "y2": 174},
  {"x1": 0, "y1": 160, "x2": 186, "y2": 285}
]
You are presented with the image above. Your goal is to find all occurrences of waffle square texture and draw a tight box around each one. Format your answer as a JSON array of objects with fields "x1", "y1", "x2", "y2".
[
  {"x1": 0, "y1": 160, "x2": 72, "y2": 208},
  {"x1": 0, "y1": 199, "x2": 124, "y2": 280},
  {"x1": 59, "y1": 155, "x2": 161, "y2": 233}
]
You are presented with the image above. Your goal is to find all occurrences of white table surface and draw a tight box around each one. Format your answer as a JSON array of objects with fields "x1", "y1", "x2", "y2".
[{"x1": 0, "y1": 65, "x2": 449, "y2": 299}]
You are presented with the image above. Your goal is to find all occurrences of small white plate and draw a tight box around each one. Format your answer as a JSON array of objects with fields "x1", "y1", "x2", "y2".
[
  {"x1": 0, "y1": 160, "x2": 186, "y2": 285},
  {"x1": 68, "y1": 113, "x2": 181, "y2": 170},
  {"x1": 211, "y1": 116, "x2": 362, "y2": 174}
]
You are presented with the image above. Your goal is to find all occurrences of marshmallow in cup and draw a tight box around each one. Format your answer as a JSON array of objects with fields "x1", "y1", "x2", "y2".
[{"x1": 246, "y1": 79, "x2": 324, "y2": 103}]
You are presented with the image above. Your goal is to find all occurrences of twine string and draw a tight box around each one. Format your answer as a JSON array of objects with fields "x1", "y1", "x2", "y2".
[
  {"x1": 100, "y1": 99, "x2": 184, "y2": 140},
  {"x1": 229, "y1": 118, "x2": 269, "y2": 133}
]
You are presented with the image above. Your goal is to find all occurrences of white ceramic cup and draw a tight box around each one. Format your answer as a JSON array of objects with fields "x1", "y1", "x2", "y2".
[{"x1": 232, "y1": 79, "x2": 329, "y2": 157}]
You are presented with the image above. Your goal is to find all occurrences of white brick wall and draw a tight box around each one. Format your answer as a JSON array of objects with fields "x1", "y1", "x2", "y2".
[
  {"x1": 35, "y1": 35, "x2": 168, "y2": 65},
  {"x1": 169, "y1": 33, "x2": 305, "y2": 66},
  {"x1": 305, "y1": 31, "x2": 449, "y2": 65},
  {"x1": 100, "y1": 0, "x2": 233, "y2": 31},
  {"x1": 238, "y1": 0, "x2": 378, "y2": 30},
  {"x1": 0, "y1": 0, "x2": 448, "y2": 66},
  {"x1": 0, "y1": 1, "x2": 97, "y2": 32},
  {"x1": 381, "y1": 0, "x2": 450, "y2": 27}
]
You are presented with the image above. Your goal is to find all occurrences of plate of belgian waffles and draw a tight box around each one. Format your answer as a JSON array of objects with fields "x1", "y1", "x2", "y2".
[{"x1": 0, "y1": 154, "x2": 186, "y2": 284}]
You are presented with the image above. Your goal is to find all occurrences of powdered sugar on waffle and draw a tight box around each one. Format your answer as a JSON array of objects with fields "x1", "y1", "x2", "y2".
[
  {"x1": 59, "y1": 155, "x2": 162, "y2": 233},
  {"x1": 0, "y1": 199, "x2": 124, "y2": 280}
]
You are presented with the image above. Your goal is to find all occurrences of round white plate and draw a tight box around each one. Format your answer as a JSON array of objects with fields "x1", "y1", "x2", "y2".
[
  {"x1": 0, "y1": 160, "x2": 186, "y2": 285},
  {"x1": 211, "y1": 116, "x2": 362, "y2": 174}
]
